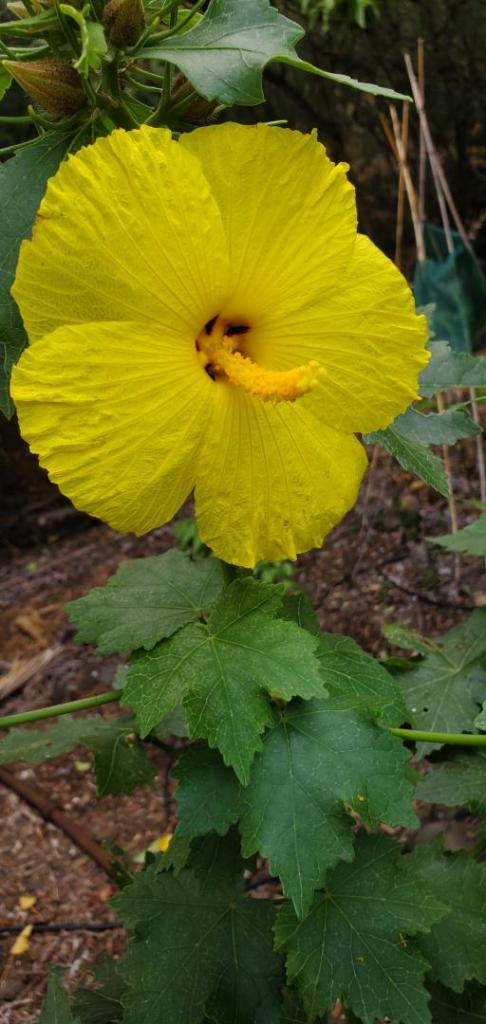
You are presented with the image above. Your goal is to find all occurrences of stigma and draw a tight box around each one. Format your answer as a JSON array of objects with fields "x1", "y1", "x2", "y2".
[{"x1": 196, "y1": 316, "x2": 323, "y2": 403}]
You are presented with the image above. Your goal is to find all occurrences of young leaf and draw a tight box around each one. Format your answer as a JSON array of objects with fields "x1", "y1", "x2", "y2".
[
  {"x1": 428, "y1": 981, "x2": 486, "y2": 1023},
  {"x1": 413, "y1": 845, "x2": 486, "y2": 991},
  {"x1": 416, "y1": 750, "x2": 486, "y2": 815},
  {"x1": 67, "y1": 550, "x2": 224, "y2": 654},
  {"x1": 420, "y1": 341, "x2": 486, "y2": 398},
  {"x1": 113, "y1": 837, "x2": 283, "y2": 1024},
  {"x1": 39, "y1": 968, "x2": 76, "y2": 1024},
  {"x1": 364, "y1": 426, "x2": 449, "y2": 496},
  {"x1": 275, "y1": 833, "x2": 448, "y2": 1024},
  {"x1": 0, "y1": 715, "x2": 155, "y2": 796},
  {"x1": 428, "y1": 514, "x2": 486, "y2": 556},
  {"x1": 240, "y1": 697, "x2": 418, "y2": 918},
  {"x1": 173, "y1": 744, "x2": 240, "y2": 840},
  {"x1": 122, "y1": 578, "x2": 325, "y2": 783},
  {"x1": 399, "y1": 610, "x2": 486, "y2": 755},
  {"x1": 141, "y1": 0, "x2": 408, "y2": 107},
  {"x1": 316, "y1": 631, "x2": 407, "y2": 724},
  {"x1": 392, "y1": 406, "x2": 481, "y2": 446},
  {"x1": 0, "y1": 133, "x2": 72, "y2": 417}
]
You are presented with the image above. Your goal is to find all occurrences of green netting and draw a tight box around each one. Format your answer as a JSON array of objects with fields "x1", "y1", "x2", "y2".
[{"x1": 413, "y1": 223, "x2": 486, "y2": 352}]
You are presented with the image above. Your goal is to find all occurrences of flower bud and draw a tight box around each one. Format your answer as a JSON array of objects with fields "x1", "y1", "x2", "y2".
[
  {"x1": 5, "y1": 59, "x2": 86, "y2": 117},
  {"x1": 103, "y1": 0, "x2": 145, "y2": 48}
]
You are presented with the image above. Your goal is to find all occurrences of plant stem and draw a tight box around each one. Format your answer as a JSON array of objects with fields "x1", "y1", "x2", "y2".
[
  {"x1": 389, "y1": 726, "x2": 486, "y2": 746},
  {"x1": 149, "y1": 0, "x2": 206, "y2": 42},
  {"x1": 146, "y1": 2, "x2": 177, "y2": 126},
  {"x1": 0, "y1": 691, "x2": 120, "y2": 729}
]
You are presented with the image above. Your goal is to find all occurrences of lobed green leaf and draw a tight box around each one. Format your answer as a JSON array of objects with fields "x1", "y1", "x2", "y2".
[{"x1": 67, "y1": 550, "x2": 224, "y2": 654}]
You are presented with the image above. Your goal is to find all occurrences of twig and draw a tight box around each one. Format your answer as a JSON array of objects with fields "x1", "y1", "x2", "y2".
[
  {"x1": 0, "y1": 767, "x2": 119, "y2": 881},
  {"x1": 376, "y1": 568, "x2": 474, "y2": 610},
  {"x1": 0, "y1": 922, "x2": 123, "y2": 935},
  {"x1": 0, "y1": 646, "x2": 61, "y2": 703}
]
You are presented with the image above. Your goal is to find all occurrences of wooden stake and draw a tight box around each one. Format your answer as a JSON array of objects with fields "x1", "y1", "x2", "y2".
[
  {"x1": 389, "y1": 104, "x2": 425, "y2": 262},
  {"x1": 395, "y1": 101, "x2": 410, "y2": 270}
]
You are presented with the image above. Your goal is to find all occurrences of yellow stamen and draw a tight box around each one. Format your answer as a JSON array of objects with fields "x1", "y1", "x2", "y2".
[{"x1": 196, "y1": 318, "x2": 323, "y2": 403}]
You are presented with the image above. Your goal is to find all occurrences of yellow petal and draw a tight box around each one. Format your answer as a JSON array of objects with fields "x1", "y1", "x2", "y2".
[
  {"x1": 13, "y1": 126, "x2": 229, "y2": 342},
  {"x1": 11, "y1": 321, "x2": 213, "y2": 533},
  {"x1": 159, "y1": 832, "x2": 173, "y2": 853},
  {"x1": 10, "y1": 924, "x2": 33, "y2": 956},
  {"x1": 195, "y1": 385, "x2": 367, "y2": 567},
  {"x1": 18, "y1": 894, "x2": 37, "y2": 910},
  {"x1": 251, "y1": 234, "x2": 428, "y2": 433},
  {"x1": 181, "y1": 122, "x2": 356, "y2": 324}
]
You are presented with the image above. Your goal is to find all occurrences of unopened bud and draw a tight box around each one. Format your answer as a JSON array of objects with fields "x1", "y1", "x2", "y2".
[
  {"x1": 103, "y1": 0, "x2": 145, "y2": 48},
  {"x1": 6, "y1": 1, "x2": 38, "y2": 18},
  {"x1": 4, "y1": 59, "x2": 86, "y2": 117}
]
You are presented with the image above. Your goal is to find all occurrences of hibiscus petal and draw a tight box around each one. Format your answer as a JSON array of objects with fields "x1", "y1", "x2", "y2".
[
  {"x1": 13, "y1": 126, "x2": 229, "y2": 342},
  {"x1": 194, "y1": 384, "x2": 367, "y2": 567},
  {"x1": 181, "y1": 122, "x2": 356, "y2": 325},
  {"x1": 251, "y1": 234, "x2": 429, "y2": 433},
  {"x1": 11, "y1": 321, "x2": 212, "y2": 533}
]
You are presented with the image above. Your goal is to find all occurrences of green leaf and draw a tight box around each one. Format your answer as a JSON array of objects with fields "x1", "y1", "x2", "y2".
[
  {"x1": 275, "y1": 833, "x2": 448, "y2": 1024},
  {"x1": 0, "y1": 133, "x2": 71, "y2": 417},
  {"x1": 0, "y1": 718, "x2": 90, "y2": 765},
  {"x1": 364, "y1": 426, "x2": 449, "y2": 496},
  {"x1": 399, "y1": 610, "x2": 486, "y2": 755},
  {"x1": 113, "y1": 837, "x2": 283, "y2": 1024},
  {"x1": 84, "y1": 719, "x2": 156, "y2": 796},
  {"x1": 0, "y1": 64, "x2": 12, "y2": 101},
  {"x1": 392, "y1": 406, "x2": 481, "y2": 445},
  {"x1": 141, "y1": 0, "x2": 408, "y2": 106},
  {"x1": 240, "y1": 697, "x2": 417, "y2": 917},
  {"x1": 413, "y1": 844, "x2": 486, "y2": 991},
  {"x1": 40, "y1": 969, "x2": 77, "y2": 1024},
  {"x1": 122, "y1": 578, "x2": 325, "y2": 783},
  {"x1": 280, "y1": 591, "x2": 321, "y2": 635},
  {"x1": 173, "y1": 744, "x2": 240, "y2": 839},
  {"x1": 428, "y1": 514, "x2": 486, "y2": 556},
  {"x1": 420, "y1": 341, "x2": 486, "y2": 398},
  {"x1": 67, "y1": 550, "x2": 224, "y2": 654},
  {"x1": 416, "y1": 750, "x2": 486, "y2": 815},
  {"x1": 428, "y1": 982, "x2": 486, "y2": 1023},
  {"x1": 0, "y1": 715, "x2": 155, "y2": 796},
  {"x1": 316, "y1": 631, "x2": 407, "y2": 725},
  {"x1": 73, "y1": 958, "x2": 126, "y2": 1024}
]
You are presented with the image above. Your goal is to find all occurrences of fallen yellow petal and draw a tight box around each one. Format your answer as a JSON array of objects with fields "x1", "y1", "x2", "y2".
[
  {"x1": 159, "y1": 833, "x2": 173, "y2": 853},
  {"x1": 18, "y1": 894, "x2": 37, "y2": 911},
  {"x1": 10, "y1": 924, "x2": 33, "y2": 956}
]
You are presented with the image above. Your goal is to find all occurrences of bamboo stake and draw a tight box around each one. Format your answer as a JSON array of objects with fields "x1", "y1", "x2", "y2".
[
  {"x1": 417, "y1": 38, "x2": 426, "y2": 225},
  {"x1": 389, "y1": 105, "x2": 425, "y2": 261},
  {"x1": 404, "y1": 53, "x2": 471, "y2": 255},
  {"x1": 394, "y1": 101, "x2": 410, "y2": 270}
]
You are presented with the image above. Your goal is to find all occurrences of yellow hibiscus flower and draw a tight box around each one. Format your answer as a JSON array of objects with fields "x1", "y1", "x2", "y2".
[{"x1": 11, "y1": 123, "x2": 427, "y2": 567}]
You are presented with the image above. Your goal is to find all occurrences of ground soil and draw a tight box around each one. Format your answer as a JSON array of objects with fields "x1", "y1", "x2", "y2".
[{"x1": 0, "y1": 418, "x2": 484, "y2": 1023}]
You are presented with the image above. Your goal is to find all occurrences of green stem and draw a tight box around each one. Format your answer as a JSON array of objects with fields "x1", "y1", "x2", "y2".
[
  {"x1": 145, "y1": 3, "x2": 176, "y2": 126},
  {"x1": 149, "y1": 0, "x2": 206, "y2": 42},
  {"x1": 389, "y1": 726, "x2": 486, "y2": 746},
  {"x1": 0, "y1": 114, "x2": 33, "y2": 123},
  {"x1": 0, "y1": 691, "x2": 120, "y2": 729}
]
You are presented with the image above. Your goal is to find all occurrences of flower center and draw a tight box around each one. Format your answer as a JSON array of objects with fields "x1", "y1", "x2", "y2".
[{"x1": 195, "y1": 316, "x2": 322, "y2": 403}]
